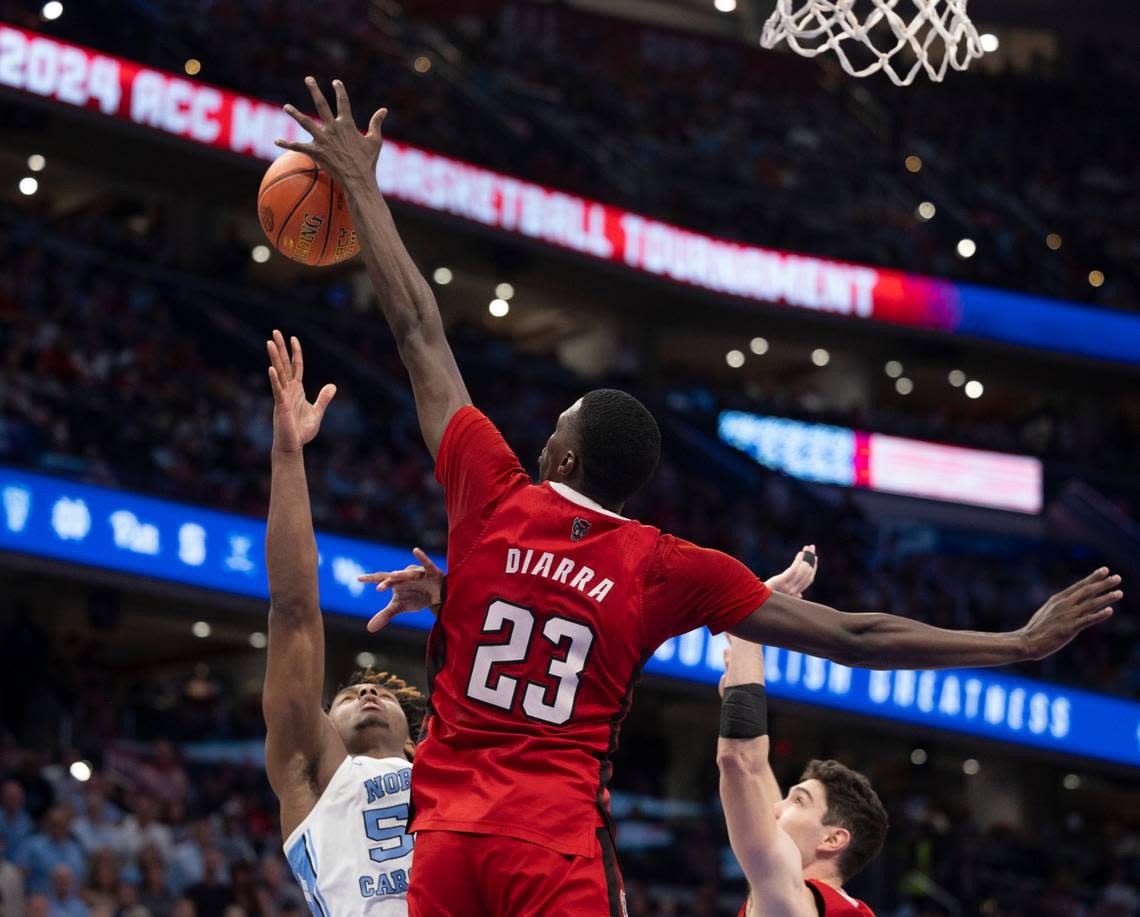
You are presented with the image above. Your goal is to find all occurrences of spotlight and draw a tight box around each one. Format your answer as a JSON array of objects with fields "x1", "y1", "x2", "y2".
[
  {"x1": 749, "y1": 337, "x2": 769, "y2": 355},
  {"x1": 356, "y1": 651, "x2": 376, "y2": 668},
  {"x1": 488, "y1": 299, "x2": 509, "y2": 318},
  {"x1": 251, "y1": 245, "x2": 271, "y2": 263},
  {"x1": 910, "y1": 748, "x2": 927, "y2": 766},
  {"x1": 956, "y1": 238, "x2": 977, "y2": 259},
  {"x1": 714, "y1": 0, "x2": 737, "y2": 10},
  {"x1": 884, "y1": 360, "x2": 903, "y2": 378},
  {"x1": 1088, "y1": 270, "x2": 1105, "y2": 288},
  {"x1": 965, "y1": 380, "x2": 984, "y2": 399},
  {"x1": 811, "y1": 348, "x2": 830, "y2": 367},
  {"x1": 192, "y1": 621, "x2": 211, "y2": 639},
  {"x1": 249, "y1": 632, "x2": 267, "y2": 649},
  {"x1": 1045, "y1": 233, "x2": 1062, "y2": 251},
  {"x1": 725, "y1": 350, "x2": 745, "y2": 369},
  {"x1": 916, "y1": 201, "x2": 936, "y2": 221},
  {"x1": 495, "y1": 282, "x2": 515, "y2": 300},
  {"x1": 27, "y1": 154, "x2": 46, "y2": 172},
  {"x1": 184, "y1": 59, "x2": 202, "y2": 76},
  {"x1": 980, "y1": 33, "x2": 999, "y2": 52},
  {"x1": 962, "y1": 758, "x2": 980, "y2": 775},
  {"x1": 413, "y1": 56, "x2": 432, "y2": 74},
  {"x1": 905, "y1": 155, "x2": 922, "y2": 173},
  {"x1": 41, "y1": 0, "x2": 63, "y2": 20},
  {"x1": 69, "y1": 761, "x2": 92, "y2": 782},
  {"x1": 895, "y1": 377, "x2": 914, "y2": 395},
  {"x1": 948, "y1": 369, "x2": 966, "y2": 387},
  {"x1": 432, "y1": 267, "x2": 452, "y2": 285},
  {"x1": 18, "y1": 177, "x2": 38, "y2": 196}
]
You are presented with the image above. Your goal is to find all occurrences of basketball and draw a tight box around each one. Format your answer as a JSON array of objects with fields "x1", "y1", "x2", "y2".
[{"x1": 257, "y1": 151, "x2": 359, "y2": 266}]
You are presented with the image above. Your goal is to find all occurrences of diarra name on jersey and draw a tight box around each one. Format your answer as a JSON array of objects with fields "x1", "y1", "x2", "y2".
[{"x1": 504, "y1": 547, "x2": 615, "y2": 604}]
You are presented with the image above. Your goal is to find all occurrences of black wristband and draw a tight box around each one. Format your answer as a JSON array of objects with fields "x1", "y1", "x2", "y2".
[{"x1": 720, "y1": 684, "x2": 768, "y2": 739}]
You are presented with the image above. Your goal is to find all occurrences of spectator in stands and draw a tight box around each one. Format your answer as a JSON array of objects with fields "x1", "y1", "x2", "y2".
[
  {"x1": 185, "y1": 848, "x2": 233, "y2": 915},
  {"x1": 72, "y1": 786, "x2": 123, "y2": 857},
  {"x1": 41, "y1": 863, "x2": 89, "y2": 916},
  {"x1": 0, "y1": 780, "x2": 33, "y2": 856},
  {"x1": 119, "y1": 796, "x2": 173, "y2": 867},
  {"x1": 81, "y1": 849, "x2": 119, "y2": 912},
  {"x1": 135, "y1": 845, "x2": 173, "y2": 916},
  {"x1": 167, "y1": 819, "x2": 212, "y2": 897},
  {"x1": 14, "y1": 807, "x2": 86, "y2": 895},
  {"x1": 0, "y1": 833, "x2": 26, "y2": 916},
  {"x1": 256, "y1": 855, "x2": 305, "y2": 914}
]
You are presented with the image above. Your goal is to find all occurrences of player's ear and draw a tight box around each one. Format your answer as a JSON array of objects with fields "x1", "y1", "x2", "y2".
[
  {"x1": 557, "y1": 449, "x2": 578, "y2": 479},
  {"x1": 403, "y1": 737, "x2": 416, "y2": 762},
  {"x1": 820, "y1": 825, "x2": 851, "y2": 857}
]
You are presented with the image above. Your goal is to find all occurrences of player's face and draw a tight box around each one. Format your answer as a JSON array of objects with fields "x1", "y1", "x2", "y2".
[
  {"x1": 773, "y1": 779, "x2": 844, "y2": 867},
  {"x1": 538, "y1": 399, "x2": 582, "y2": 482},
  {"x1": 329, "y1": 683, "x2": 410, "y2": 752}
]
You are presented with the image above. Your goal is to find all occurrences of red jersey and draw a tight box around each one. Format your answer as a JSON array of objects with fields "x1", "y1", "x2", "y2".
[
  {"x1": 737, "y1": 880, "x2": 876, "y2": 917},
  {"x1": 408, "y1": 407, "x2": 770, "y2": 856}
]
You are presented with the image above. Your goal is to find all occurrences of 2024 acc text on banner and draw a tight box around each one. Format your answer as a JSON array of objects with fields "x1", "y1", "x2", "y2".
[{"x1": 0, "y1": 465, "x2": 1137, "y2": 768}]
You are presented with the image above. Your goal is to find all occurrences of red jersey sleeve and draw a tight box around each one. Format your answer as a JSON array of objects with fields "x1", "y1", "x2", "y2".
[
  {"x1": 435, "y1": 406, "x2": 530, "y2": 546},
  {"x1": 641, "y1": 535, "x2": 772, "y2": 650}
]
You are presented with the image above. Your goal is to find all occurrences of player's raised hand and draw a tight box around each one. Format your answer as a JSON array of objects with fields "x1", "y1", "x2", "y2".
[
  {"x1": 764, "y1": 545, "x2": 818, "y2": 598},
  {"x1": 267, "y1": 330, "x2": 336, "y2": 454},
  {"x1": 1018, "y1": 568, "x2": 1122, "y2": 661},
  {"x1": 276, "y1": 77, "x2": 387, "y2": 185},
  {"x1": 357, "y1": 547, "x2": 445, "y2": 633}
]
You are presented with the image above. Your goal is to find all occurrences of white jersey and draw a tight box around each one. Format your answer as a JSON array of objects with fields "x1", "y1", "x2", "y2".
[{"x1": 284, "y1": 755, "x2": 414, "y2": 915}]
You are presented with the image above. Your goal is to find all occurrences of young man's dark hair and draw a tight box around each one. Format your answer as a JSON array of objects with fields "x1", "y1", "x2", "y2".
[
  {"x1": 800, "y1": 759, "x2": 889, "y2": 882},
  {"x1": 575, "y1": 388, "x2": 661, "y2": 505}
]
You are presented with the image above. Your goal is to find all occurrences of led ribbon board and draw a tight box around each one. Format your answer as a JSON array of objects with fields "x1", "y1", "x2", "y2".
[
  {"x1": 718, "y1": 410, "x2": 1043, "y2": 513},
  {"x1": 1, "y1": 465, "x2": 1135, "y2": 765},
  {"x1": 1, "y1": 23, "x2": 1137, "y2": 365}
]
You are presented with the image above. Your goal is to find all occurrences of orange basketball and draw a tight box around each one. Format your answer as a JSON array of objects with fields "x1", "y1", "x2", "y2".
[{"x1": 257, "y1": 151, "x2": 359, "y2": 267}]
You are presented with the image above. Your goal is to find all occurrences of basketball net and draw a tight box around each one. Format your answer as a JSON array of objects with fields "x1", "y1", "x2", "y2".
[{"x1": 760, "y1": 0, "x2": 985, "y2": 86}]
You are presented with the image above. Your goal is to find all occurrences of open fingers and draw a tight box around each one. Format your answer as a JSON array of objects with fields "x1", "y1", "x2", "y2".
[
  {"x1": 274, "y1": 138, "x2": 316, "y2": 156},
  {"x1": 314, "y1": 383, "x2": 336, "y2": 418},
  {"x1": 290, "y1": 336, "x2": 304, "y2": 383},
  {"x1": 366, "y1": 107, "x2": 388, "y2": 139},
  {"x1": 305, "y1": 76, "x2": 335, "y2": 126},
  {"x1": 367, "y1": 605, "x2": 398, "y2": 633},
  {"x1": 272, "y1": 330, "x2": 293, "y2": 381},
  {"x1": 332, "y1": 79, "x2": 354, "y2": 124},
  {"x1": 413, "y1": 547, "x2": 443, "y2": 576},
  {"x1": 267, "y1": 366, "x2": 286, "y2": 404},
  {"x1": 267, "y1": 336, "x2": 290, "y2": 384},
  {"x1": 1059, "y1": 567, "x2": 1110, "y2": 598},
  {"x1": 281, "y1": 104, "x2": 320, "y2": 137}
]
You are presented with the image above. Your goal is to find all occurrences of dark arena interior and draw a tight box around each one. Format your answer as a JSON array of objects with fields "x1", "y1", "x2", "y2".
[{"x1": 0, "y1": 0, "x2": 1137, "y2": 915}]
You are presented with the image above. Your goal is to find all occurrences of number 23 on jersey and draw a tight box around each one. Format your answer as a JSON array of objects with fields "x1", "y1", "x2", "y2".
[{"x1": 466, "y1": 600, "x2": 595, "y2": 725}]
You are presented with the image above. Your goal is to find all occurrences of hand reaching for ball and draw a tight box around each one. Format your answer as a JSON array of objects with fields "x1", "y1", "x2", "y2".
[{"x1": 276, "y1": 77, "x2": 386, "y2": 187}]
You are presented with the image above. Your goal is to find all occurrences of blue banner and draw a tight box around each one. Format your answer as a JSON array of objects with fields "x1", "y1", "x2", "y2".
[{"x1": 1, "y1": 466, "x2": 1137, "y2": 766}]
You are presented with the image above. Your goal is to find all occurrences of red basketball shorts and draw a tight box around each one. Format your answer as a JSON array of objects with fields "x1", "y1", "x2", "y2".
[{"x1": 408, "y1": 828, "x2": 627, "y2": 917}]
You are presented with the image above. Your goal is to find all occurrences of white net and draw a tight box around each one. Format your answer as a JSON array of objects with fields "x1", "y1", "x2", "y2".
[{"x1": 760, "y1": 0, "x2": 985, "y2": 86}]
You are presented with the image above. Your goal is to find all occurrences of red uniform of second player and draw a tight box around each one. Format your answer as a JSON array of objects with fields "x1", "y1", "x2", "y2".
[{"x1": 409, "y1": 407, "x2": 770, "y2": 915}]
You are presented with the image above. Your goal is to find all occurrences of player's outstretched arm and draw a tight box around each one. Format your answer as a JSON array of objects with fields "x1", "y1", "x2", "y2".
[
  {"x1": 262, "y1": 331, "x2": 346, "y2": 836},
  {"x1": 718, "y1": 636, "x2": 816, "y2": 917},
  {"x1": 731, "y1": 568, "x2": 1122, "y2": 670},
  {"x1": 277, "y1": 78, "x2": 470, "y2": 457}
]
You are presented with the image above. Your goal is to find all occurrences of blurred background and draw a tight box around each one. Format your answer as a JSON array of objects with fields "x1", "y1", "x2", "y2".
[{"x1": 0, "y1": 0, "x2": 1138, "y2": 915}]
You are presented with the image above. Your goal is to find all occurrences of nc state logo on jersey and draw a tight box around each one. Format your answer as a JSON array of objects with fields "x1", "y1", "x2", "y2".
[{"x1": 571, "y1": 517, "x2": 591, "y2": 541}]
